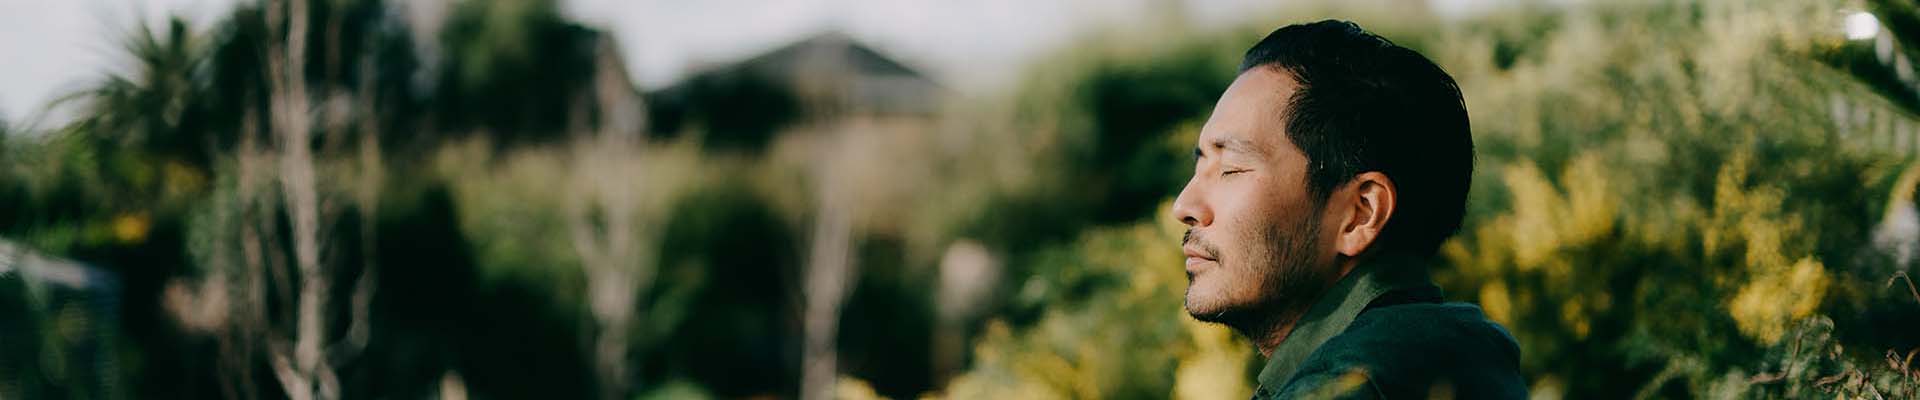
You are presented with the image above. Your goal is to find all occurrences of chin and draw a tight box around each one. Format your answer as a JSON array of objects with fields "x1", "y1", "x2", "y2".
[
  {"x1": 1185, "y1": 304, "x2": 1224, "y2": 322},
  {"x1": 1185, "y1": 299, "x2": 1240, "y2": 324},
  {"x1": 1184, "y1": 282, "x2": 1234, "y2": 322}
]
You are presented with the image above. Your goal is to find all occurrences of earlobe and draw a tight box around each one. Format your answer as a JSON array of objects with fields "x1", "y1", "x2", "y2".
[{"x1": 1337, "y1": 172, "x2": 1396, "y2": 257}]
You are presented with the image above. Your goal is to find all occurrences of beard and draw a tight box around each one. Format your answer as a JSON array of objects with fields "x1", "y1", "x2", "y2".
[{"x1": 1184, "y1": 206, "x2": 1331, "y2": 335}]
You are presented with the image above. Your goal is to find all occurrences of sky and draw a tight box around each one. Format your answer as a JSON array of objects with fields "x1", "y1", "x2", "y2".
[
  {"x1": 0, "y1": 0, "x2": 1502, "y2": 125},
  {"x1": 0, "y1": 0, "x2": 239, "y2": 123}
]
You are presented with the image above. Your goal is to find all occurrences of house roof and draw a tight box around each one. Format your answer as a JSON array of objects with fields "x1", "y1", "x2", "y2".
[{"x1": 655, "y1": 31, "x2": 945, "y2": 116}]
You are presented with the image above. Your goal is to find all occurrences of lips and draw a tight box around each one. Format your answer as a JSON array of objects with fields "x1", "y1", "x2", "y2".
[{"x1": 1183, "y1": 245, "x2": 1216, "y2": 268}]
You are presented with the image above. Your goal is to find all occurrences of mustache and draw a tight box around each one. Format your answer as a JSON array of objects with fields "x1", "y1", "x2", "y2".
[{"x1": 1182, "y1": 229, "x2": 1221, "y2": 261}]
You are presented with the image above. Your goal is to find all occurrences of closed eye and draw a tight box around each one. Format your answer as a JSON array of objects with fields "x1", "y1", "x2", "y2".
[{"x1": 1222, "y1": 169, "x2": 1250, "y2": 176}]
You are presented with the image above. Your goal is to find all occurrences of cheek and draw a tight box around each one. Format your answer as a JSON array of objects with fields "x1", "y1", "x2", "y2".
[
  {"x1": 1210, "y1": 180, "x2": 1281, "y2": 244},
  {"x1": 1212, "y1": 177, "x2": 1315, "y2": 272},
  {"x1": 1208, "y1": 182, "x2": 1264, "y2": 229}
]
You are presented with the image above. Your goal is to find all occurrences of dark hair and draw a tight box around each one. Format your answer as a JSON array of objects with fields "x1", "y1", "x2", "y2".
[{"x1": 1239, "y1": 20, "x2": 1474, "y2": 257}]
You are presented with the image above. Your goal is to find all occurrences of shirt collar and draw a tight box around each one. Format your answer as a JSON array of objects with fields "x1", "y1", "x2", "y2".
[{"x1": 1252, "y1": 253, "x2": 1435, "y2": 392}]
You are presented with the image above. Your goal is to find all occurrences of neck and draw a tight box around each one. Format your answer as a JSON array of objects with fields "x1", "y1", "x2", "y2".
[{"x1": 1244, "y1": 308, "x2": 1303, "y2": 357}]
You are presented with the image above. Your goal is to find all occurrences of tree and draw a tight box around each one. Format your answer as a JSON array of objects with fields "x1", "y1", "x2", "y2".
[{"x1": 163, "y1": 1, "x2": 396, "y2": 399}]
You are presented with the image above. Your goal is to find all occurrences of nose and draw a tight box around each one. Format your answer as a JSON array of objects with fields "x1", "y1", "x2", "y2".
[{"x1": 1171, "y1": 178, "x2": 1211, "y2": 228}]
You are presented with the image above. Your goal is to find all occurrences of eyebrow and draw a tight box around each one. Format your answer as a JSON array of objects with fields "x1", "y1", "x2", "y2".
[{"x1": 1194, "y1": 137, "x2": 1263, "y2": 159}]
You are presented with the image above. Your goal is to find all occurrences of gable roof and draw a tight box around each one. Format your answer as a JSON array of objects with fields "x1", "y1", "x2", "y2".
[{"x1": 655, "y1": 31, "x2": 944, "y2": 116}]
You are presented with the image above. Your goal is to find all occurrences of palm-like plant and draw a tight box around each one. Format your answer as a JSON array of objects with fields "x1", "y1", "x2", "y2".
[
  {"x1": 1844, "y1": 1, "x2": 1920, "y2": 111},
  {"x1": 1820, "y1": 0, "x2": 1920, "y2": 155}
]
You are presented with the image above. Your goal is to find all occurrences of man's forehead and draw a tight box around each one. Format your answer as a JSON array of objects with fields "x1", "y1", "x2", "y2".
[
  {"x1": 1198, "y1": 68, "x2": 1298, "y2": 154},
  {"x1": 1222, "y1": 67, "x2": 1298, "y2": 103}
]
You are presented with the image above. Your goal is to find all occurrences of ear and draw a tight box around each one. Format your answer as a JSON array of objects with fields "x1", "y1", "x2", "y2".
[{"x1": 1335, "y1": 172, "x2": 1396, "y2": 257}]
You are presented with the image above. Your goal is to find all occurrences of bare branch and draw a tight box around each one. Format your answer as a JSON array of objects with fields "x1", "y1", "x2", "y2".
[{"x1": 1890, "y1": 271, "x2": 1920, "y2": 304}]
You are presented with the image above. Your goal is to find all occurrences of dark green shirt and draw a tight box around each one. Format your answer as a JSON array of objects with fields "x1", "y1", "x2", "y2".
[{"x1": 1251, "y1": 255, "x2": 1527, "y2": 399}]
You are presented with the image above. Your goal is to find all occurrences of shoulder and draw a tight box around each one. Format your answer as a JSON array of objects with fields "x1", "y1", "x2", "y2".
[
  {"x1": 1340, "y1": 302, "x2": 1522, "y2": 361},
  {"x1": 1278, "y1": 302, "x2": 1528, "y2": 399}
]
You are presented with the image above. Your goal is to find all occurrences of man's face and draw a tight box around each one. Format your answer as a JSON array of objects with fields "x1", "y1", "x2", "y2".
[{"x1": 1174, "y1": 68, "x2": 1338, "y2": 326}]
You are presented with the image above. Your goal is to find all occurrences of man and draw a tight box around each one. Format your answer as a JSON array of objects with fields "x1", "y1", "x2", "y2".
[{"x1": 1173, "y1": 20, "x2": 1526, "y2": 399}]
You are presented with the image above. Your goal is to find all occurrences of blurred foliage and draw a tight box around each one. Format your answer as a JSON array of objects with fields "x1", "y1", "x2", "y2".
[
  {"x1": 434, "y1": 0, "x2": 601, "y2": 144},
  {"x1": 1423, "y1": 1, "x2": 1920, "y2": 397},
  {"x1": 942, "y1": 209, "x2": 1253, "y2": 400}
]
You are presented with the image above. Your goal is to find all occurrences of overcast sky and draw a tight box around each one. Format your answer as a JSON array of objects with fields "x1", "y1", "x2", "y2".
[{"x1": 0, "y1": 0, "x2": 1501, "y2": 124}]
